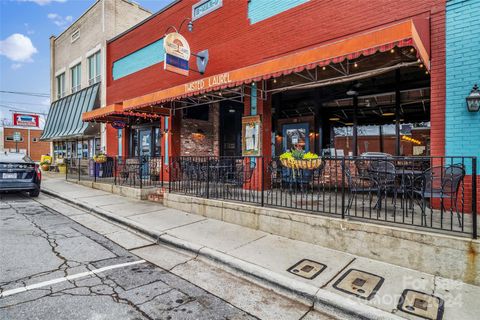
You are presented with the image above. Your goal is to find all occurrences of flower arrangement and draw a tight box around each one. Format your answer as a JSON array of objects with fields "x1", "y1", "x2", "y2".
[
  {"x1": 279, "y1": 150, "x2": 321, "y2": 169},
  {"x1": 93, "y1": 153, "x2": 107, "y2": 163},
  {"x1": 40, "y1": 160, "x2": 51, "y2": 171}
]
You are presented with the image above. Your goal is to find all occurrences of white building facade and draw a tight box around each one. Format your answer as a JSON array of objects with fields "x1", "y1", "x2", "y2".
[{"x1": 43, "y1": 0, "x2": 151, "y2": 160}]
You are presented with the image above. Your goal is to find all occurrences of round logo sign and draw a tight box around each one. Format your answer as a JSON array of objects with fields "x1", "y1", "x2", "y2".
[{"x1": 164, "y1": 32, "x2": 191, "y2": 60}]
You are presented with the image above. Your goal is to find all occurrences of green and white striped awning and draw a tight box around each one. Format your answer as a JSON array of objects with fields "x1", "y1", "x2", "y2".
[{"x1": 41, "y1": 83, "x2": 100, "y2": 141}]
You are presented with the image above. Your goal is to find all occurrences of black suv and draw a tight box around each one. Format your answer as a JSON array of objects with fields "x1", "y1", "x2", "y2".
[{"x1": 0, "y1": 152, "x2": 41, "y2": 197}]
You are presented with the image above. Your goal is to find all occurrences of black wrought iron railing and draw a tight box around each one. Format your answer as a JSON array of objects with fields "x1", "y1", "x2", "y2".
[
  {"x1": 169, "y1": 155, "x2": 478, "y2": 239},
  {"x1": 62, "y1": 154, "x2": 478, "y2": 238},
  {"x1": 65, "y1": 156, "x2": 164, "y2": 189}
]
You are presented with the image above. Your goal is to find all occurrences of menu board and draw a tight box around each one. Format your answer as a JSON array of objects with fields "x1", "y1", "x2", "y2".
[{"x1": 242, "y1": 115, "x2": 262, "y2": 156}]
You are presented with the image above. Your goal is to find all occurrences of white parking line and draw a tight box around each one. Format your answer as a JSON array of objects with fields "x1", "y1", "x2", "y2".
[{"x1": 0, "y1": 260, "x2": 146, "y2": 298}]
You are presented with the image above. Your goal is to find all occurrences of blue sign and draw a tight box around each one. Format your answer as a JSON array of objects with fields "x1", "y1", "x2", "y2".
[
  {"x1": 111, "y1": 120, "x2": 127, "y2": 129},
  {"x1": 165, "y1": 53, "x2": 189, "y2": 76},
  {"x1": 192, "y1": 0, "x2": 222, "y2": 21}
]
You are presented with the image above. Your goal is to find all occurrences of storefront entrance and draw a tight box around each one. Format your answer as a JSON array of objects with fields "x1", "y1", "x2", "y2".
[
  {"x1": 129, "y1": 125, "x2": 161, "y2": 158},
  {"x1": 220, "y1": 101, "x2": 243, "y2": 157}
]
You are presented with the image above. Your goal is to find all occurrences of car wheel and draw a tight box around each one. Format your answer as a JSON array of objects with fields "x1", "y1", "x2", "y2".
[{"x1": 29, "y1": 189, "x2": 40, "y2": 197}]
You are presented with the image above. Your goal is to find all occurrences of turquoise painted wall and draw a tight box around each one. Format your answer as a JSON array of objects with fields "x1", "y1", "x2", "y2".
[
  {"x1": 248, "y1": 0, "x2": 309, "y2": 24},
  {"x1": 112, "y1": 38, "x2": 165, "y2": 80},
  {"x1": 446, "y1": 0, "x2": 480, "y2": 173}
]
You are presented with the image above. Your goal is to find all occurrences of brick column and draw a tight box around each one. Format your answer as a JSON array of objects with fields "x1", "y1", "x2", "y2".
[{"x1": 243, "y1": 82, "x2": 272, "y2": 190}]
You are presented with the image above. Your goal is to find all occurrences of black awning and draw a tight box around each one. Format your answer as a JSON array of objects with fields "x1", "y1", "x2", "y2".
[{"x1": 41, "y1": 83, "x2": 100, "y2": 141}]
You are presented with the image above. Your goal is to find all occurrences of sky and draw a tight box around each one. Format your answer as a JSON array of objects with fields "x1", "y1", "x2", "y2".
[{"x1": 0, "y1": 0, "x2": 174, "y2": 127}]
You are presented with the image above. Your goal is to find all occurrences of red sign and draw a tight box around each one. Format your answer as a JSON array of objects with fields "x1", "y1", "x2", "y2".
[{"x1": 13, "y1": 113, "x2": 39, "y2": 127}]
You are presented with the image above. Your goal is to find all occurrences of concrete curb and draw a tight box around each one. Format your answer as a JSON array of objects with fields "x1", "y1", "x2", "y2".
[{"x1": 41, "y1": 188, "x2": 405, "y2": 320}]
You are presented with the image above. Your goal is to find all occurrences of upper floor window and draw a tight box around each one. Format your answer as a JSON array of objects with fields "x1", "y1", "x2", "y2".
[
  {"x1": 88, "y1": 51, "x2": 101, "y2": 85},
  {"x1": 56, "y1": 72, "x2": 65, "y2": 99},
  {"x1": 71, "y1": 63, "x2": 81, "y2": 93}
]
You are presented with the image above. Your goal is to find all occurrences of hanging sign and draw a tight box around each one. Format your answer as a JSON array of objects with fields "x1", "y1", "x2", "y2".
[
  {"x1": 13, "y1": 132, "x2": 22, "y2": 142},
  {"x1": 111, "y1": 120, "x2": 127, "y2": 129},
  {"x1": 13, "y1": 113, "x2": 39, "y2": 127},
  {"x1": 164, "y1": 32, "x2": 191, "y2": 76}
]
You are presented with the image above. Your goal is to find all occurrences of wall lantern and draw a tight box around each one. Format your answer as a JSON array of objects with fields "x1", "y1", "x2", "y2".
[{"x1": 466, "y1": 84, "x2": 480, "y2": 112}]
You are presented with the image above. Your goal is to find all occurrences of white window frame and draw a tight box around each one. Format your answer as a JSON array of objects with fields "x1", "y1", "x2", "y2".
[
  {"x1": 56, "y1": 72, "x2": 65, "y2": 99},
  {"x1": 88, "y1": 50, "x2": 101, "y2": 85},
  {"x1": 71, "y1": 63, "x2": 81, "y2": 93}
]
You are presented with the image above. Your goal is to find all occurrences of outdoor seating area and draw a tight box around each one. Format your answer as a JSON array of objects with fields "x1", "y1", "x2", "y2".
[{"x1": 62, "y1": 154, "x2": 477, "y2": 238}]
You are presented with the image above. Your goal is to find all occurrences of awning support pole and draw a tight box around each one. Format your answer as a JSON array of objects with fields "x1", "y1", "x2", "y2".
[
  {"x1": 395, "y1": 69, "x2": 401, "y2": 156},
  {"x1": 353, "y1": 95, "x2": 358, "y2": 157}
]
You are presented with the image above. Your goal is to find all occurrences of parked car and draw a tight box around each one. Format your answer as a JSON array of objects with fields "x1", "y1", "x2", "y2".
[{"x1": 0, "y1": 152, "x2": 41, "y2": 197}]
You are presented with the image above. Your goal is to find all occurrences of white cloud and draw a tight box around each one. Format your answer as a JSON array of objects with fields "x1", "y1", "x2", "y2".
[
  {"x1": 47, "y1": 13, "x2": 73, "y2": 27},
  {"x1": 0, "y1": 33, "x2": 38, "y2": 62},
  {"x1": 16, "y1": 0, "x2": 67, "y2": 6},
  {"x1": 11, "y1": 63, "x2": 23, "y2": 70}
]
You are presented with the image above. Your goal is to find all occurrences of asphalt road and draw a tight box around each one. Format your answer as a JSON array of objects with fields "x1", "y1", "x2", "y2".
[{"x1": 0, "y1": 192, "x2": 257, "y2": 320}]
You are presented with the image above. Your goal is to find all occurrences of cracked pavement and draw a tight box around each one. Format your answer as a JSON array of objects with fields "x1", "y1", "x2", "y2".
[{"x1": 0, "y1": 193, "x2": 257, "y2": 320}]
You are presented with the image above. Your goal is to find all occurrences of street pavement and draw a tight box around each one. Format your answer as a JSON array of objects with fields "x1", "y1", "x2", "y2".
[
  {"x1": 0, "y1": 192, "x2": 334, "y2": 320},
  {"x1": 35, "y1": 176, "x2": 480, "y2": 320}
]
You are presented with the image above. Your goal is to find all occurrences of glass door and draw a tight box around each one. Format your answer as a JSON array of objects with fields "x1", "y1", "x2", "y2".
[{"x1": 139, "y1": 128, "x2": 152, "y2": 157}]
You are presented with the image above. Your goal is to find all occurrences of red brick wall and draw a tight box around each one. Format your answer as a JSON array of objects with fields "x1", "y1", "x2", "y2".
[
  {"x1": 180, "y1": 104, "x2": 220, "y2": 156},
  {"x1": 4, "y1": 128, "x2": 50, "y2": 161},
  {"x1": 107, "y1": 0, "x2": 446, "y2": 105},
  {"x1": 429, "y1": 5, "x2": 446, "y2": 157}
]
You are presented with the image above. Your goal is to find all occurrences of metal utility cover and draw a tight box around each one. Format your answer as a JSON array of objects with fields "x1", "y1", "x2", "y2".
[
  {"x1": 287, "y1": 259, "x2": 326, "y2": 280},
  {"x1": 398, "y1": 289, "x2": 444, "y2": 320},
  {"x1": 333, "y1": 269, "x2": 384, "y2": 300}
]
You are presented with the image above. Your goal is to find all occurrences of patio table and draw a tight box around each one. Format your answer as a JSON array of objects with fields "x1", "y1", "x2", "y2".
[{"x1": 368, "y1": 167, "x2": 424, "y2": 212}]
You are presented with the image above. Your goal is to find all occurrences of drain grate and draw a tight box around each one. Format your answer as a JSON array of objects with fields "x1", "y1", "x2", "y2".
[
  {"x1": 398, "y1": 289, "x2": 444, "y2": 320},
  {"x1": 333, "y1": 269, "x2": 384, "y2": 300},
  {"x1": 287, "y1": 259, "x2": 326, "y2": 280}
]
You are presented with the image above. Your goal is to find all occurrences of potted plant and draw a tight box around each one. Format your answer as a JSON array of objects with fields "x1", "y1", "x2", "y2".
[
  {"x1": 279, "y1": 150, "x2": 322, "y2": 169},
  {"x1": 40, "y1": 160, "x2": 51, "y2": 171}
]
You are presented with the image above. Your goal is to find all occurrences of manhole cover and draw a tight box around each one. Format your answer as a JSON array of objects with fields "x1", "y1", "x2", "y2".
[
  {"x1": 332, "y1": 268, "x2": 384, "y2": 300},
  {"x1": 398, "y1": 289, "x2": 444, "y2": 320},
  {"x1": 287, "y1": 259, "x2": 326, "y2": 280}
]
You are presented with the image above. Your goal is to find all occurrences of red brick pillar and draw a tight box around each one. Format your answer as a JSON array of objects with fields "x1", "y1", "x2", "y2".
[{"x1": 243, "y1": 82, "x2": 272, "y2": 191}]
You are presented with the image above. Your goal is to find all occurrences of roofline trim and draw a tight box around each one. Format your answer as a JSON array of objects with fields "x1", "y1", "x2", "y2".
[{"x1": 107, "y1": 0, "x2": 181, "y2": 44}]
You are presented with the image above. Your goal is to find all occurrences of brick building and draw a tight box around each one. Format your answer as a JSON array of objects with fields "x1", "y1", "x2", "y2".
[
  {"x1": 81, "y1": 0, "x2": 479, "y2": 208},
  {"x1": 2, "y1": 127, "x2": 50, "y2": 161}
]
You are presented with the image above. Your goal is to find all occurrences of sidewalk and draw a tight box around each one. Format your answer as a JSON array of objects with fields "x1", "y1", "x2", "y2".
[{"x1": 40, "y1": 176, "x2": 479, "y2": 320}]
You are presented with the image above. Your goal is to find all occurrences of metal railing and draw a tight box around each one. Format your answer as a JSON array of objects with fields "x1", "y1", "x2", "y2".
[
  {"x1": 169, "y1": 155, "x2": 478, "y2": 238},
  {"x1": 62, "y1": 154, "x2": 478, "y2": 238},
  {"x1": 65, "y1": 156, "x2": 164, "y2": 189}
]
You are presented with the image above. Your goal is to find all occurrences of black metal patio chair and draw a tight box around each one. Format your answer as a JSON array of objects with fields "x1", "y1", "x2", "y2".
[
  {"x1": 368, "y1": 160, "x2": 399, "y2": 211},
  {"x1": 342, "y1": 163, "x2": 380, "y2": 215},
  {"x1": 414, "y1": 165, "x2": 465, "y2": 227}
]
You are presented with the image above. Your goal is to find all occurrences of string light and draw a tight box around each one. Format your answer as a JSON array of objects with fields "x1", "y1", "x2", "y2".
[
  {"x1": 401, "y1": 135, "x2": 421, "y2": 145},
  {"x1": 354, "y1": 62, "x2": 358, "y2": 68},
  {"x1": 273, "y1": 78, "x2": 277, "y2": 83},
  {"x1": 390, "y1": 48, "x2": 395, "y2": 53},
  {"x1": 419, "y1": 63, "x2": 424, "y2": 68},
  {"x1": 322, "y1": 66, "x2": 326, "y2": 71}
]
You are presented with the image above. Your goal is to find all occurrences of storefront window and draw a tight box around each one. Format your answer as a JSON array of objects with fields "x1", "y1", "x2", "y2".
[{"x1": 333, "y1": 122, "x2": 430, "y2": 156}]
